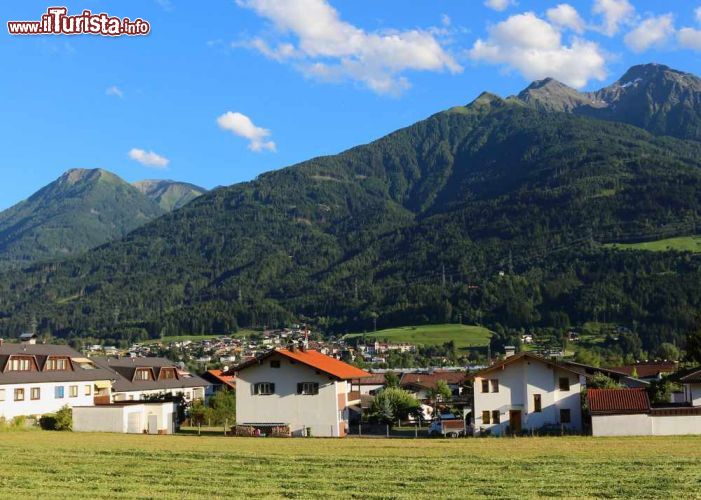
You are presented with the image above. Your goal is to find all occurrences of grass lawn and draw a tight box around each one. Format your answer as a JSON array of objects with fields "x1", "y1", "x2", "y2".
[
  {"x1": 606, "y1": 235, "x2": 701, "y2": 253},
  {"x1": 0, "y1": 433, "x2": 699, "y2": 498},
  {"x1": 344, "y1": 324, "x2": 492, "y2": 350}
]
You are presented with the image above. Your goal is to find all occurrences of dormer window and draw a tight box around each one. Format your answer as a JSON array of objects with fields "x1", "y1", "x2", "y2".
[
  {"x1": 45, "y1": 357, "x2": 69, "y2": 371},
  {"x1": 8, "y1": 356, "x2": 34, "y2": 372},
  {"x1": 159, "y1": 367, "x2": 176, "y2": 380},
  {"x1": 134, "y1": 368, "x2": 153, "y2": 381}
]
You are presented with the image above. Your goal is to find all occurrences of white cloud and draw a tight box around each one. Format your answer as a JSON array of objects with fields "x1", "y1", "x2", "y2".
[
  {"x1": 217, "y1": 111, "x2": 276, "y2": 152},
  {"x1": 624, "y1": 14, "x2": 675, "y2": 53},
  {"x1": 235, "y1": 0, "x2": 461, "y2": 95},
  {"x1": 484, "y1": 0, "x2": 515, "y2": 12},
  {"x1": 441, "y1": 14, "x2": 451, "y2": 27},
  {"x1": 546, "y1": 4, "x2": 585, "y2": 34},
  {"x1": 678, "y1": 27, "x2": 701, "y2": 50},
  {"x1": 128, "y1": 148, "x2": 169, "y2": 168},
  {"x1": 468, "y1": 12, "x2": 606, "y2": 89},
  {"x1": 593, "y1": 0, "x2": 635, "y2": 36},
  {"x1": 105, "y1": 86, "x2": 124, "y2": 98},
  {"x1": 696, "y1": 6, "x2": 701, "y2": 24}
]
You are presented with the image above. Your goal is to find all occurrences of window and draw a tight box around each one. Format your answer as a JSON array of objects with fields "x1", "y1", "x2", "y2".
[
  {"x1": 492, "y1": 410, "x2": 501, "y2": 424},
  {"x1": 560, "y1": 409, "x2": 571, "y2": 424},
  {"x1": 297, "y1": 382, "x2": 319, "y2": 395},
  {"x1": 45, "y1": 358, "x2": 68, "y2": 371},
  {"x1": 14, "y1": 388, "x2": 25, "y2": 401},
  {"x1": 490, "y1": 379, "x2": 499, "y2": 393},
  {"x1": 159, "y1": 368, "x2": 176, "y2": 380},
  {"x1": 482, "y1": 410, "x2": 491, "y2": 425},
  {"x1": 253, "y1": 382, "x2": 275, "y2": 395},
  {"x1": 0, "y1": 389, "x2": 5, "y2": 401},
  {"x1": 55, "y1": 386, "x2": 65, "y2": 399},
  {"x1": 533, "y1": 394, "x2": 542, "y2": 413},
  {"x1": 9, "y1": 357, "x2": 32, "y2": 371},
  {"x1": 559, "y1": 377, "x2": 570, "y2": 391},
  {"x1": 270, "y1": 360, "x2": 281, "y2": 368},
  {"x1": 481, "y1": 380, "x2": 489, "y2": 393},
  {"x1": 69, "y1": 385, "x2": 78, "y2": 398},
  {"x1": 134, "y1": 368, "x2": 152, "y2": 381},
  {"x1": 84, "y1": 385, "x2": 92, "y2": 396},
  {"x1": 30, "y1": 387, "x2": 41, "y2": 400}
]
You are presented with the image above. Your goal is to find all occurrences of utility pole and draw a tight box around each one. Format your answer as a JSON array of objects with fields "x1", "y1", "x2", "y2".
[
  {"x1": 238, "y1": 286, "x2": 242, "y2": 302},
  {"x1": 354, "y1": 279, "x2": 359, "y2": 301},
  {"x1": 441, "y1": 264, "x2": 446, "y2": 288}
]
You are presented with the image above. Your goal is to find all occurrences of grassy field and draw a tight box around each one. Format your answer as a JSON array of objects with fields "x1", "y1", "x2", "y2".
[
  {"x1": 0, "y1": 433, "x2": 699, "y2": 498},
  {"x1": 344, "y1": 324, "x2": 492, "y2": 350},
  {"x1": 607, "y1": 235, "x2": 701, "y2": 253}
]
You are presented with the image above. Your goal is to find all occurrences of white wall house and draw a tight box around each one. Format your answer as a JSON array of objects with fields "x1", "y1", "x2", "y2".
[
  {"x1": 472, "y1": 353, "x2": 585, "y2": 435},
  {"x1": 235, "y1": 347, "x2": 370, "y2": 437},
  {"x1": 92, "y1": 357, "x2": 209, "y2": 403},
  {"x1": 0, "y1": 343, "x2": 114, "y2": 420}
]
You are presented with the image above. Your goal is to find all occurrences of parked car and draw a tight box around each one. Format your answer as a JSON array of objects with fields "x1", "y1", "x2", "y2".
[{"x1": 429, "y1": 414, "x2": 469, "y2": 437}]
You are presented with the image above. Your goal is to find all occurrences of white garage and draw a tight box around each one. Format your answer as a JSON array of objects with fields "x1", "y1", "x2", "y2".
[{"x1": 73, "y1": 402, "x2": 176, "y2": 434}]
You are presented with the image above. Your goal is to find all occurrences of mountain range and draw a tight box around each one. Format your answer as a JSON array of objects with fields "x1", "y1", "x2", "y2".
[
  {"x1": 0, "y1": 169, "x2": 206, "y2": 268},
  {"x1": 0, "y1": 63, "x2": 700, "y2": 354}
]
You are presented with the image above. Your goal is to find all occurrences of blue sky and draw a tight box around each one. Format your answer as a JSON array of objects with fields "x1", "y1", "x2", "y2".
[{"x1": 0, "y1": 0, "x2": 700, "y2": 209}]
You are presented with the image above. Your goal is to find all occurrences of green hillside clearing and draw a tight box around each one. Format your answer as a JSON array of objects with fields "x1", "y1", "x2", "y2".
[{"x1": 344, "y1": 324, "x2": 492, "y2": 349}]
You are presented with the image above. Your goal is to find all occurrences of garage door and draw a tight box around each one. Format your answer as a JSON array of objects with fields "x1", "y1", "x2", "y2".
[{"x1": 127, "y1": 412, "x2": 142, "y2": 434}]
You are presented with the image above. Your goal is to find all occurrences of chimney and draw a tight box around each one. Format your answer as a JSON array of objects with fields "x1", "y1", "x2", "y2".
[{"x1": 504, "y1": 346, "x2": 516, "y2": 358}]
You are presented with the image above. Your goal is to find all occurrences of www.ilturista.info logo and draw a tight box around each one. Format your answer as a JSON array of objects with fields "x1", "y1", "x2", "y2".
[{"x1": 7, "y1": 7, "x2": 150, "y2": 36}]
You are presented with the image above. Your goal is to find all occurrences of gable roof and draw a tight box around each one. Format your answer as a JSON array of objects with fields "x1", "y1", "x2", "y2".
[
  {"x1": 235, "y1": 348, "x2": 371, "y2": 380},
  {"x1": 471, "y1": 352, "x2": 582, "y2": 378},
  {"x1": 92, "y1": 357, "x2": 210, "y2": 392},
  {"x1": 0, "y1": 344, "x2": 115, "y2": 385},
  {"x1": 679, "y1": 367, "x2": 701, "y2": 384},
  {"x1": 203, "y1": 369, "x2": 236, "y2": 390},
  {"x1": 587, "y1": 388, "x2": 650, "y2": 415},
  {"x1": 400, "y1": 371, "x2": 467, "y2": 390},
  {"x1": 350, "y1": 373, "x2": 389, "y2": 385}
]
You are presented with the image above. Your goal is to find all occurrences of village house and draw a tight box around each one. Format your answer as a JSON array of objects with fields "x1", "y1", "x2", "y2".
[
  {"x1": 202, "y1": 368, "x2": 236, "y2": 397},
  {"x1": 400, "y1": 371, "x2": 468, "y2": 401},
  {"x1": 350, "y1": 373, "x2": 387, "y2": 395},
  {"x1": 0, "y1": 342, "x2": 114, "y2": 420},
  {"x1": 92, "y1": 357, "x2": 209, "y2": 403},
  {"x1": 471, "y1": 352, "x2": 585, "y2": 435},
  {"x1": 588, "y1": 383, "x2": 701, "y2": 437},
  {"x1": 234, "y1": 344, "x2": 370, "y2": 437}
]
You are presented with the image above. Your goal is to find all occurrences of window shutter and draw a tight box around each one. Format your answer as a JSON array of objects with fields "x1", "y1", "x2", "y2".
[
  {"x1": 270, "y1": 383, "x2": 275, "y2": 393},
  {"x1": 313, "y1": 383, "x2": 319, "y2": 395},
  {"x1": 252, "y1": 383, "x2": 258, "y2": 395},
  {"x1": 297, "y1": 383, "x2": 303, "y2": 394}
]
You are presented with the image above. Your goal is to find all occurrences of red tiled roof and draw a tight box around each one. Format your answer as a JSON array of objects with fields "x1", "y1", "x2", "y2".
[
  {"x1": 587, "y1": 388, "x2": 650, "y2": 415},
  {"x1": 205, "y1": 369, "x2": 236, "y2": 389},
  {"x1": 236, "y1": 348, "x2": 371, "y2": 380},
  {"x1": 607, "y1": 362, "x2": 677, "y2": 379},
  {"x1": 400, "y1": 371, "x2": 467, "y2": 390}
]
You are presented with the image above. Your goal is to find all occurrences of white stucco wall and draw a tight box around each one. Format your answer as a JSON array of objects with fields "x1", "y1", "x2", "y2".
[
  {"x1": 0, "y1": 381, "x2": 106, "y2": 419},
  {"x1": 592, "y1": 414, "x2": 651, "y2": 436},
  {"x1": 236, "y1": 353, "x2": 344, "y2": 437},
  {"x1": 73, "y1": 403, "x2": 175, "y2": 434},
  {"x1": 473, "y1": 358, "x2": 583, "y2": 435},
  {"x1": 592, "y1": 413, "x2": 701, "y2": 436}
]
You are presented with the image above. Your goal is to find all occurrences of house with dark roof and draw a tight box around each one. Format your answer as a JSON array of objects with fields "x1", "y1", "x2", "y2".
[
  {"x1": 471, "y1": 352, "x2": 586, "y2": 436},
  {"x1": 234, "y1": 345, "x2": 370, "y2": 437},
  {"x1": 0, "y1": 343, "x2": 115, "y2": 419},
  {"x1": 92, "y1": 357, "x2": 209, "y2": 403},
  {"x1": 400, "y1": 371, "x2": 468, "y2": 401},
  {"x1": 679, "y1": 367, "x2": 701, "y2": 407}
]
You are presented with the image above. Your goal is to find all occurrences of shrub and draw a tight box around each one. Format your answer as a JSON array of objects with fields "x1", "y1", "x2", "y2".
[{"x1": 39, "y1": 406, "x2": 72, "y2": 431}]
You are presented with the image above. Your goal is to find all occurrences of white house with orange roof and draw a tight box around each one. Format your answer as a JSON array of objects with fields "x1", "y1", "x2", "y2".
[{"x1": 234, "y1": 344, "x2": 370, "y2": 437}]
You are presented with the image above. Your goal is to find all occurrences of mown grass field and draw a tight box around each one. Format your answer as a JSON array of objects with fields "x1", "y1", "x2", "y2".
[
  {"x1": 607, "y1": 235, "x2": 701, "y2": 253},
  {"x1": 0, "y1": 433, "x2": 699, "y2": 498},
  {"x1": 344, "y1": 324, "x2": 492, "y2": 350},
  {"x1": 149, "y1": 330, "x2": 257, "y2": 344}
]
